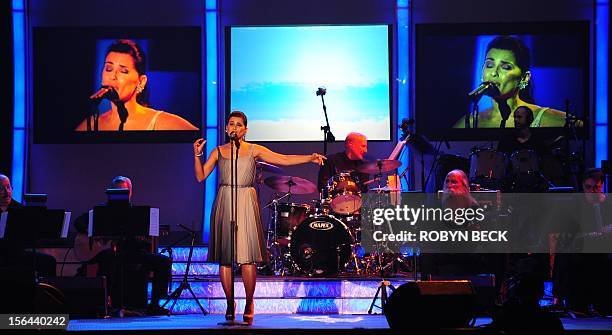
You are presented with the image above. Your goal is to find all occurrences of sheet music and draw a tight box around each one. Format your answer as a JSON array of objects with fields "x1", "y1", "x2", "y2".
[
  {"x1": 62, "y1": 211, "x2": 71, "y2": 238},
  {"x1": 88, "y1": 209, "x2": 94, "y2": 237},
  {"x1": 149, "y1": 208, "x2": 159, "y2": 237},
  {"x1": 388, "y1": 140, "x2": 406, "y2": 160},
  {"x1": 0, "y1": 212, "x2": 7, "y2": 239}
]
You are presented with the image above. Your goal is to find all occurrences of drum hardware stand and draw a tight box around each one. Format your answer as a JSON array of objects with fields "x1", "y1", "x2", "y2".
[
  {"x1": 263, "y1": 192, "x2": 293, "y2": 276},
  {"x1": 161, "y1": 225, "x2": 208, "y2": 315},
  {"x1": 368, "y1": 169, "x2": 396, "y2": 314}
]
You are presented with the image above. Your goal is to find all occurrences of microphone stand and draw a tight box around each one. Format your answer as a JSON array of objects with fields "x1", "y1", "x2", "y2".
[
  {"x1": 318, "y1": 89, "x2": 335, "y2": 156},
  {"x1": 89, "y1": 98, "x2": 103, "y2": 131},
  {"x1": 219, "y1": 137, "x2": 248, "y2": 326},
  {"x1": 563, "y1": 99, "x2": 583, "y2": 190},
  {"x1": 468, "y1": 93, "x2": 485, "y2": 129}
]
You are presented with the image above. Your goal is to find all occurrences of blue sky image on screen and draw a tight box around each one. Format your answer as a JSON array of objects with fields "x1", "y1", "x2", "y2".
[{"x1": 230, "y1": 25, "x2": 391, "y2": 141}]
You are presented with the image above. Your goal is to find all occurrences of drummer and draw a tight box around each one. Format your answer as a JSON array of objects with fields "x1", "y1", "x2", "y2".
[
  {"x1": 317, "y1": 132, "x2": 370, "y2": 194},
  {"x1": 497, "y1": 106, "x2": 547, "y2": 156}
]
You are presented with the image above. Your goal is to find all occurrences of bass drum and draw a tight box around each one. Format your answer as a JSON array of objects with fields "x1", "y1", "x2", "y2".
[{"x1": 289, "y1": 215, "x2": 353, "y2": 277}]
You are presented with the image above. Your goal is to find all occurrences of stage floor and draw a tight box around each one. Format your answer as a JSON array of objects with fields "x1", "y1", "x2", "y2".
[{"x1": 66, "y1": 314, "x2": 612, "y2": 334}]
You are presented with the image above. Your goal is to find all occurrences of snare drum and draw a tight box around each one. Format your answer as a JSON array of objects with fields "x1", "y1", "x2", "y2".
[
  {"x1": 327, "y1": 172, "x2": 362, "y2": 214},
  {"x1": 289, "y1": 215, "x2": 353, "y2": 276},
  {"x1": 274, "y1": 202, "x2": 310, "y2": 238}
]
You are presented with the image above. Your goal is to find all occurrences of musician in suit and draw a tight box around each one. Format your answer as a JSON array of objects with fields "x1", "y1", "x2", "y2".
[
  {"x1": 82, "y1": 176, "x2": 172, "y2": 316},
  {"x1": 0, "y1": 174, "x2": 57, "y2": 278}
]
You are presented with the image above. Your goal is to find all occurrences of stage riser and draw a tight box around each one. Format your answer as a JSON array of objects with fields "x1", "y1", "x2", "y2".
[
  {"x1": 160, "y1": 247, "x2": 208, "y2": 263},
  {"x1": 172, "y1": 263, "x2": 218, "y2": 276},
  {"x1": 156, "y1": 280, "x2": 410, "y2": 299},
  {"x1": 159, "y1": 298, "x2": 386, "y2": 315}
]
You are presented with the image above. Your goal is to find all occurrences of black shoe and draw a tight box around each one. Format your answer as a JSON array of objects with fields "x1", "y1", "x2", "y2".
[{"x1": 147, "y1": 305, "x2": 170, "y2": 316}]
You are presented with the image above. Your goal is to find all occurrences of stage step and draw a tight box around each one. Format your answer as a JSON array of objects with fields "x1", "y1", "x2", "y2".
[
  {"x1": 157, "y1": 278, "x2": 412, "y2": 315},
  {"x1": 160, "y1": 297, "x2": 391, "y2": 315},
  {"x1": 160, "y1": 247, "x2": 219, "y2": 276},
  {"x1": 155, "y1": 246, "x2": 416, "y2": 314}
]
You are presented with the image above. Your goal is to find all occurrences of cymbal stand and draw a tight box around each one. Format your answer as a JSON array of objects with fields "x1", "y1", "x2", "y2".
[
  {"x1": 368, "y1": 164, "x2": 395, "y2": 314},
  {"x1": 264, "y1": 192, "x2": 292, "y2": 275}
]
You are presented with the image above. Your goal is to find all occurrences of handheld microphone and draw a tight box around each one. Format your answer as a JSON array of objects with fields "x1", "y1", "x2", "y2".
[
  {"x1": 316, "y1": 87, "x2": 327, "y2": 96},
  {"x1": 467, "y1": 82, "x2": 499, "y2": 101},
  {"x1": 89, "y1": 86, "x2": 118, "y2": 101},
  {"x1": 228, "y1": 131, "x2": 240, "y2": 148}
]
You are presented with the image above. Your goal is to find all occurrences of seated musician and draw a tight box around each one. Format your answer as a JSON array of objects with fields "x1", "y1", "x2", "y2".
[
  {"x1": 0, "y1": 174, "x2": 57, "y2": 278},
  {"x1": 317, "y1": 132, "x2": 370, "y2": 194},
  {"x1": 422, "y1": 170, "x2": 487, "y2": 276},
  {"x1": 80, "y1": 176, "x2": 172, "y2": 316},
  {"x1": 441, "y1": 169, "x2": 478, "y2": 210},
  {"x1": 553, "y1": 168, "x2": 611, "y2": 316}
]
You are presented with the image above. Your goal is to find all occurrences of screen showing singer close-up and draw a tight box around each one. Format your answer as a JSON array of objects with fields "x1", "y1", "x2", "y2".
[
  {"x1": 33, "y1": 27, "x2": 201, "y2": 143},
  {"x1": 415, "y1": 21, "x2": 589, "y2": 140}
]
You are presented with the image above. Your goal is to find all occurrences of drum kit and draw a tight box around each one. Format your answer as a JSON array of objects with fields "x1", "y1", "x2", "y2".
[
  {"x1": 468, "y1": 147, "x2": 556, "y2": 192},
  {"x1": 257, "y1": 159, "x2": 406, "y2": 277}
]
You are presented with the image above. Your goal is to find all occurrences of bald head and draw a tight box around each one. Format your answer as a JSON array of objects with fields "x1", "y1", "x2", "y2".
[
  {"x1": 0, "y1": 174, "x2": 12, "y2": 209},
  {"x1": 345, "y1": 132, "x2": 368, "y2": 160}
]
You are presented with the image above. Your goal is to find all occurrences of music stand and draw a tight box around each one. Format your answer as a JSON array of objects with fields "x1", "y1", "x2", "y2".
[
  {"x1": 89, "y1": 202, "x2": 159, "y2": 316},
  {"x1": 161, "y1": 225, "x2": 208, "y2": 315},
  {"x1": 0, "y1": 207, "x2": 70, "y2": 312},
  {"x1": 405, "y1": 132, "x2": 437, "y2": 192}
]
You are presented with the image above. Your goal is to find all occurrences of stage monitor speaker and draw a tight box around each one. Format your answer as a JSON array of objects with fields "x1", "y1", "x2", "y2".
[
  {"x1": 41, "y1": 277, "x2": 108, "y2": 319},
  {"x1": 385, "y1": 280, "x2": 476, "y2": 330}
]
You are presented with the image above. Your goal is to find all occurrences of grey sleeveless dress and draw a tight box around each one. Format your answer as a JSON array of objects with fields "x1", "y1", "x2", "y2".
[{"x1": 208, "y1": 144, "x2": 267, "y2": 265}]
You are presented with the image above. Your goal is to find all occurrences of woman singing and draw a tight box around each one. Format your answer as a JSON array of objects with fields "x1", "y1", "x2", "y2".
[{"x1": 193, "y1": 111, "x2": 325, "y2": 324}]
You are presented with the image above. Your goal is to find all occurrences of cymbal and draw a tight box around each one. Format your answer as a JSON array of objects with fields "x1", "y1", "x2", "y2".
[
  {"x1": 256, "y1": 161, "x2": 284, "y2": 174},
  {"x1": 356, "y1": 159, "x2": 401, "y2": 174},
  {"x1": 264, "y1": 175, "x2": 318, "y2": 194}
]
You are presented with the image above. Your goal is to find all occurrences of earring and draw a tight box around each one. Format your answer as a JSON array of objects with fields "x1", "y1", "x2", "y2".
[
  {"x1": 136, "y1": 86, "x2": 143, "y2": 94},
  {"x1": 518, "y1": 81, "x2": 527, "y2": 90}
]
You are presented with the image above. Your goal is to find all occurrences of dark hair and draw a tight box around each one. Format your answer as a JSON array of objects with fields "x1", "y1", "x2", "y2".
[
  {"x1": 227, "y1": 111, "x2": 248, "y2": 127},
  {"x1": 583, "y1": 168, "x2": 604, "y2": 184},
  {"x1": 487, "y1": 36, "x2": 534, "y2": 103},
  {"x1": 106, "y1": 39, "x2": 149, "y2": 106}
]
